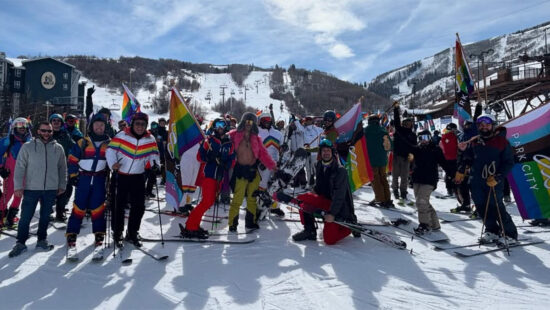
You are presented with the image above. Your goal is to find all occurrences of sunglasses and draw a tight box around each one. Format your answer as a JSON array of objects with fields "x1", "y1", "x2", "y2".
[
  {"x1": 476, "y1": 117, "x2": 493, "y2": 126},
  {"x1": 133, "y1": 121, "x2": 147, "y2": 127},
  {"x1": 51, "y1": 119, "x2": 62, "y2": 123},
  {"x1": 419, "y1": 134, "x2": 431, "y2": 141},
  {"x1": 39, "y1": 129, "x2": 53, "y2": 133},
  {"x1": 261, "y1": 118, "x2": 272, "y2": 123},
  {"x1": 214, "y1": 121, "x2": 226, "y2": 129},
  {"x1": 245, "y1": 120, "x2": 254, "y2": 125}
]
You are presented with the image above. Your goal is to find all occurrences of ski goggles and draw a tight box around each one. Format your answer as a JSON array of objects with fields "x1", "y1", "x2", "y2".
[
  {"x1": 13, "y1": 121, "x2": 28, "y2": 128},
  {"x1": 260, "y1": 117, "x2": 271, "y2": 123},
  {"x1": 476, "y1": 116, "x2": 494, "y2": 126},
  {"x1": 213, "y1": 120, "x2": 226, "y2": 129},
  {"x1": 419, "y1": 134, "x2": 431, "y2": 142}
]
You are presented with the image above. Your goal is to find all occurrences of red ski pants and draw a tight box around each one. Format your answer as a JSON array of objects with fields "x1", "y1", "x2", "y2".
[
  {"x1": 186, "y1": 178, "x2": 219, "y2": 231},
  {"x1": 296, "y1": 192, "x2": 351, "y2": 245}
]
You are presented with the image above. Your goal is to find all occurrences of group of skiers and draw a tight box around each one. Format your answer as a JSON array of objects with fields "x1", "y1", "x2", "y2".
[{"x1": 1, "y1": 99, "x2": 544, "y2": 258}]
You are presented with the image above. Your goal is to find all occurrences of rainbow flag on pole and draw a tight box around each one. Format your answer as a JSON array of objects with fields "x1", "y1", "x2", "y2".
[
  {"x1": 165, "y1": 87, "x2": 205, "y2": 210},
  {"x1": 121, "y1": 83, "x2": 141, "y2": 124},
  {"x1": 504, "y1": 102, "x2": 550, "y2": 219},
  {"x1": 455, "y1": 33, "x2": 475, "y2": 128}
]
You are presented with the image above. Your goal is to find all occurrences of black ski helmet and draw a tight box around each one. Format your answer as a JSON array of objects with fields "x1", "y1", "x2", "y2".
[{"x1": 323, "y1": 110, "x2": 337, "y2": 122}]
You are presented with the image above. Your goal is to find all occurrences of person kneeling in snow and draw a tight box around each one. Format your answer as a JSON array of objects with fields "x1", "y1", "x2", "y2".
[{"x1": 291, "y1": 139, "x2": 359, "y2": 245}]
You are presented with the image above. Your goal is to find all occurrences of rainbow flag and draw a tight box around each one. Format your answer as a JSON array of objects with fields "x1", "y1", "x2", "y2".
[
  {"x1": 121, "y1": 83, "x2": 141, "y2": 124},
  {"x1": 455, "y1": 34, "x2": 474, "y2": 129},
  {"x1": 504, "y1": 102, "x2": 550, "y2": 219},
  {"x1": 426, "y1": 115, "x2": 435, "y2": 131},
  {"x1": 165, "y1": 87, "x2": 205, "y2": 210}
]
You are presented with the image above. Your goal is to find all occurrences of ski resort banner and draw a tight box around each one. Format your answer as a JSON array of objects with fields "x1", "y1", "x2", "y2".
[
  {"x1": 165, "y1": 87, "x2": 205, "y2": 210},
  {"x1": 504, "y1": 102, "x2": 550, "y2": 220}
]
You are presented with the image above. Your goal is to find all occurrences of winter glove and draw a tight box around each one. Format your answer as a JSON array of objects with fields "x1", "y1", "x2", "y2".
[
  {"x1": 407, "y1": 153, "x2": 414, "y2": 162},
  {"x1": 69, "y1": 176, "x2": 79, "y2": 186},
  {"x1": 0, "y1": 167, "x2": 10, "y2": 178},
  {"x1": 454, "y1": 172, "x2": 465, "y2": 184},
  {"x1": 151, "y1": 162, "x2": 160, "y2": 173},
  {"x1": 486, "y1": 175, "x2": 498, "y2": 187}
]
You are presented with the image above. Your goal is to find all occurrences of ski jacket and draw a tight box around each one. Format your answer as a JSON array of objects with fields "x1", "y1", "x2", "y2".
[
  {"x1": 228, "y1": 129, "x2": 276, "y2": 170},
  {"x1": 68, "y1": 136, "x2": 110, "y2": 178},
  {"x1": 440, "y1": 131, "x2": 458, "y2": 160},
  {"x1": 258, "y1": 127, "x2": 283, "y2": 162},
  {"x1": 0, "y1": 133, "x2": 31, "y2": 168},
  {"x1": 314, "y1": 159, "x2": 355, "y2": 221},
  {"x1": 52, "y1": 129, "x2": 75, "y2": 158},
  {"x1": 392, "y1": 107, "x2": 417, "y2": 158},
  {"x1": 198, "y1": 134, "x2": 235, "y2": 180},
  {"x1": 14, "y1": 138, "x2": 67, "y2": 191},
  {"x1": 364, "y1": 122, "x2": 390, "y2": 168},
  {"x1": 303, "y1": 124, "x2": 323, "y2": 148},
  {"x1": 410, "y1": 141, "x2": 448, "y2": 187},
  {"x1": 106, "y1": 128, "x2": 160, "y2": 175},
  {"x1": 457, "y1": 128, "x2": 514, "y2": 187}
]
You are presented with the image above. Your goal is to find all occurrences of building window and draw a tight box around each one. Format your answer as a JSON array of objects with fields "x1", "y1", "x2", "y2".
[
  {"x1": 63, "y1": 83, "x2": 68, "y2": 90},
  {"x1": 15, "y1": 69, "x2": 21, "y2": 77},
  {"x1": 63, "y1": 73, "x2": 68, "y2": 80},
  {"x1": 14, "y1": 80, "x2": 20, "y2": 89}
]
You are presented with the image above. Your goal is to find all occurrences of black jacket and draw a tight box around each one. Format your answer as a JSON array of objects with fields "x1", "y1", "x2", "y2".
[
  {"x1": 410, "y1": 141, "x2": 448, "y2": 187},
  {"x1": 314, "y1": 159, "x2": 355, "y2": 221},
  {"x1": 393, "y1": 107, "x2": 417, "y2": 158}
]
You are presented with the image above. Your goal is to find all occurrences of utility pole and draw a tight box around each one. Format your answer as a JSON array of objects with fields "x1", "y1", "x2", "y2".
[
  {"x1": 470, "y1": 49, "x2": 493, "y2": 105},
  {"x1": 255, "y1": 80, "x2": 260, "y2": 94},
  {"x1": 230, "y1": 89, "x2": 235, "y2": 113},
  {"x1": 244, "y1": 86, "x2": 249, "y2": 102},
  {"x1": 129, "y1": 68, "x2": 136, "y2": 89}
]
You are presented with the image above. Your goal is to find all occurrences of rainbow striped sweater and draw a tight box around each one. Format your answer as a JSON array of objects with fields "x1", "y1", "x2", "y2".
[{"x1": 106, "y1": 129, "x2": 160, "y2": 174}]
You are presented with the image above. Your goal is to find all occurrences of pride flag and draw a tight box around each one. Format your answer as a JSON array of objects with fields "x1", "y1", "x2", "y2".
[
  {"x1": 165, "y1": 87, "x2": 205, "y2": 210},
  {"x1": 121, "y1": 83, "x2": 141, "y2": 124},
  {"x1": 335, "y1": 102, "x2": 373, "y2": 191},
  {"x1": 426, "y1": 115, "x2": 435, "y2": 131},
  {"x1": 455, "y1": 34, "x2": 475, "y2": 129},
  {"x1": 504, "y1": 102, "x2": 550, "y2": 219}
]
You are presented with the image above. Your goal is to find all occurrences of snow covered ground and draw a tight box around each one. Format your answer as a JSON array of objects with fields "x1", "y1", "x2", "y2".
[{"x1": 1, "y1": 179, "x2": 549, "y2": 309}]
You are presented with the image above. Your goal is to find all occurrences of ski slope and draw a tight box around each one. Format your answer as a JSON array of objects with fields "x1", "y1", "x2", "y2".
[{"x1": 1, "y1": 179, "x2": 549, "y2": 309}]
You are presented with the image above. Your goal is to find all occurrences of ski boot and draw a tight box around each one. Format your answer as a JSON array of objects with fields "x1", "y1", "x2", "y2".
[
  {"x1": 450, "y1": 204, "x2": 472, "y2": 214},
  {"x1": 178, "y1": 204, "x2": 194, "y2": 215},
  {"x1": 292, "y1": 229, "x2": 317, "y2": 241},
  {"x1": 393, "y1": 190, "x2": 400, "y2": 200},
  {"x1": 529, "y1": 219, "x2": 550, "y2": 226},
  {"x1": 9, "y1": 242, "x2": 27, "y2": 258},
  {"x1": 66, "y1": 234, "x2": 78, "y2": 261},
  {"x1": 478, "y1": 231, "x2": 499, "y2": 244},
  {"x1": 270, "y1": 208, "x2": 285, "y2": 218},
  {"x1": 180, "y1": 226, "x2": 209, "y2": 239},
  {"x1": 5, "y1": 208, "x2": 19, "y2": 230},
  {"x1": 113, "y1": 232, "x2": 124, "y2": 248},
  {"x1": 125, "y1": 231, "x2": 143, "y2": 247},
  {"x1": 92, "y1": 234, "x2": 105, "y2": 261},
  {"x1": 413, "y1": 223, "x2": 431, "y2": 235}
]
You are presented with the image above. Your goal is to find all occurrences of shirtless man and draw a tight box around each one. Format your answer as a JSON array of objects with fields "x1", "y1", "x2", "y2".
[{"x1": 227, "y1": 113, "x2": 276, "y2": 232}]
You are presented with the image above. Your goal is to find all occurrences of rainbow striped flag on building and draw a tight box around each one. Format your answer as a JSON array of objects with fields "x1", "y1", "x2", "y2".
[
  {"x1": 504, "y1": 102, "x2": 550, "y2": 219},
  {"x1": 455, "y1": 33, "x2": 475, "y2": 129},
  {"x1": 121, "y1": 83, "x2": 141, "y2": 124},
  {"x1": 165, "y1": 87, "x2": 205, "y2": 210}
]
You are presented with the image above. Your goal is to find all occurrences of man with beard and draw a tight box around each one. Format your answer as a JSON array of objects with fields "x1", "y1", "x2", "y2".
[
  {"x1": 106, "y1": 112, "x2": 160, "y2": 247},
  {"x1": 9, "y1": 122, "x2": 67, "y2": 257},
  {"x1": 456, "y1": 114, "x2": 517, "y2": 244}
]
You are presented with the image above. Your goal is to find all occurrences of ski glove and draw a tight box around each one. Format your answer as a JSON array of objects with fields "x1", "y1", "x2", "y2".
[
  {"x1": 454, "y1": 172, "x2": 465, "y2": 184},
  {"x1": 486, "y1": 175, "x2": 498, "y2": 187},
  {"x1": 151, "y1": 162, "x2": 160, "y2": 173},
  {"x1": 69, "y1": 176, "x2": 79, "y2": 186},
  {"x1": 0, "y1": 167, "x2": 9, "y2": 178}
]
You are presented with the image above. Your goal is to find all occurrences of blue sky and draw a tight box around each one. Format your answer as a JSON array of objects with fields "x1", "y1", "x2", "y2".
[{"x1": 1, "y1": 0, "x2": 550, "y2": 83}]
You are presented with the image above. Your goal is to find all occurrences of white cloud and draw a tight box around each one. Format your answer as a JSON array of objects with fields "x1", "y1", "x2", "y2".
[{"x1": 264, "y1": 0, "x2": 365, "y2": 59}]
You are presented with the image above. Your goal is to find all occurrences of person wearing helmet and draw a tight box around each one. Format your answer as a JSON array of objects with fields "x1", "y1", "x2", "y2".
[
  {"x1": 365, "y1": 115, "x2": 393, "y2": 208},
  {"x1": 392, "y1": 103, "x2": 417, "y2": 201},
  {"x1": 455, "y1": 113, "x2": 518, "y2": 244},
  {"x1": 227, "y1": 112, "x2": 276, "y2": 233},
  {"x1": 409, "y1": 130, "x2": 450, "y2": 234},
  {"x1": 0, "y1": 117, "x2": 32, "y2": 229},
  {"x1": 106, "y1": 112, "x2": 160, "y2": 247},
  {"x1": 180, "y1": 118, "x2": 235, "y2": 239},
  {"x1": 257, "y1": 112, "x2": 285, "y2": 219},
  {"x1": 64, "y1": 114, "x2": 83, "y2": 143},
  {"x1": 49, "y1": 113, "x2": 75, "y2": 222},
  {"x1": 322, "y1": 110, "x2": 338, "y2": 142},
  {"x1": 440, "y1": 123, "x2": 459, "y2": 199},
  {"x1": 288, "y1": 139, "x2": 357, "y2": 244},
  {"x1": 65, "y1": 113, "x2": 111, "y2": 259}
]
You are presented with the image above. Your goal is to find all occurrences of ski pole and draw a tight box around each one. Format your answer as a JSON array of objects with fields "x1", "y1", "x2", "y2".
[
  {"x1": 154, "y1": 177, "x2": 165, "y2": 247},
  {"x1": 112, "y1": 171, "x2": 118, "y2": 257},
  {"x1": 492, "y1": 186, "x2": 510, "y2": 255},
  {"x1": 479, "y1": 186, "x2": 492, "y2": 247}
]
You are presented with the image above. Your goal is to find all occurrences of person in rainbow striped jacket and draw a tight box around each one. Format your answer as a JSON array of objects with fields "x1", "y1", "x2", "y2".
[{"x1": 106, "y1": 112, "x2": 160, "y2": 248}]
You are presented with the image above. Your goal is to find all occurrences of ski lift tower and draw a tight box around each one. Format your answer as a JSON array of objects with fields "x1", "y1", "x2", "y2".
[{"x1": 110, "y1": 98, "x2": 121, "y2": 111}]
